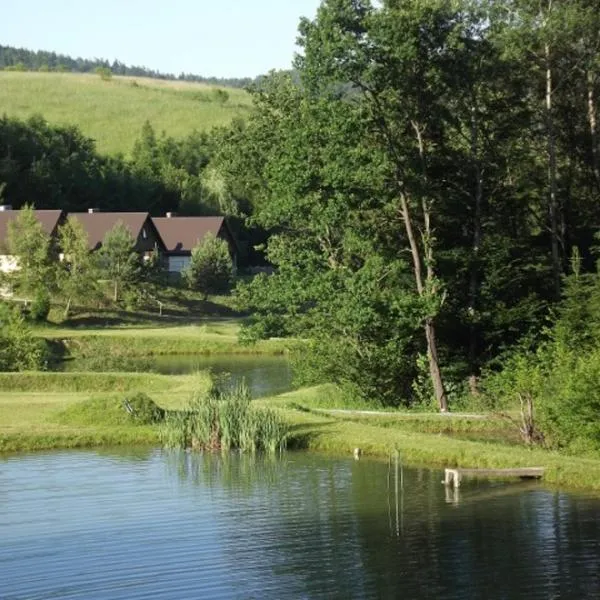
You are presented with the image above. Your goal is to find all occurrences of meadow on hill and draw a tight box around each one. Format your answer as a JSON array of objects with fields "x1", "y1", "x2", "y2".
[{"x1": 0, "y1": 71, "x2": 252, "y2": 155}]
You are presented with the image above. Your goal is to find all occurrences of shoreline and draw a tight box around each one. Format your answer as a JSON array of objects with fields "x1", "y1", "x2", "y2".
[{"x1": 3, "y1": 401, "x2": 600, "y2": 493}]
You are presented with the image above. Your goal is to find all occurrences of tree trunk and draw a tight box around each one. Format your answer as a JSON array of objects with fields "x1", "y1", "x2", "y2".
[
  {"x1": 425, "y1": 317, "x2": 448, "y2": 412},
  {"x1": 64, "y1": 297, "x2": 72, "y2": 319},
  {"x1": 545, "y1": 42, "x2": 561, "y2": 297},
  {"x1": 587, "y1": 70, "x2": 600, "y2": 190},
  {"x1": 399, "y1": 191, "x2": 448, "y2": 412},
  {"x1": 114, "y1": 280, "x2": 119, "y2": 303}
]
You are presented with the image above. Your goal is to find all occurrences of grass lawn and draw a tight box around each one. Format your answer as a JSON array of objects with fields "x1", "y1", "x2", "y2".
[
  {"x1": 36, "y1": 319, "x2": 290, "y2": 356},
  {"x1": 0, "y1": 371, "x2": 211, "y2": 452},
  {"x1": 0, "y1": 71, "x2": 252, "y2": 155}
]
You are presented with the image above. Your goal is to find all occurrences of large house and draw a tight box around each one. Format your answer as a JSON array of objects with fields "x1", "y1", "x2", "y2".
[
  {"x1": 68, "y1": 210, "x2": 165, "y2": 255},
  {"x1": 152, "y1": 214, "x2": 238, "y2": 274},
  {"x1": 0, "y1": 207, "x2": 241, "y2": 278},
  {"x1": 0, "y1": 206, "x2": 65, "y2": 273}
]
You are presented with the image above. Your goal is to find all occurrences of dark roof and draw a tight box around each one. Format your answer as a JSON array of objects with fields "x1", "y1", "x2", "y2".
[
  {"x1": 69, "y1": 212, "x2": 154, "y2": 250},
  {"x1": 152, "y1": 216, "x2": 231, "y2": 253},
  {"x1": 0, "y1": 209, "x2": 64, "y2": 252}
]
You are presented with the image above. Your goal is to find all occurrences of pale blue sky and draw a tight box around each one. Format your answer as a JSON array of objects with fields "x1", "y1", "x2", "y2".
[{"x1": 0, "y1": 0, "x2": 322, "y2": 78}]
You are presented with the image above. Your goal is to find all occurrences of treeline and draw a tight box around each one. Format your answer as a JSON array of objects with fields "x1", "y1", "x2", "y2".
[
  {"x1": 0, "y1": 114, "x2": 232, "y2": 215},
  {"x1": 0, "y1": 44, "x2": 255, "y2": 88},
  {"x1": 219, "y1": 0, "x2": 600, "y2": 445}
]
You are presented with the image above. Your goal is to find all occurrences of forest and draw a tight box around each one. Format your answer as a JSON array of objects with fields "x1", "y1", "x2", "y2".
[
  {"x1": 2, "y1": 0, "x2": 600, "y2": 453},
  {"x1": 0, "y1": 44, "x2": 256, "y2": 88}
]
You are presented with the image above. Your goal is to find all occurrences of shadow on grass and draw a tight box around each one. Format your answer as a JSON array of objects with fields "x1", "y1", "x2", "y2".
[
  {"x1": 55, "y1": 304, "x2": 243, "y2": 329},
  {"x1": 286, "y1": 420, "x2": 336, "y2": 450}
]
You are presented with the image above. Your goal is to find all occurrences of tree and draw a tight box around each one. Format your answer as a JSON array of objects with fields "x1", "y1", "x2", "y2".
[
  {"x1": 97, "y1": 222, "x2": 141, "y2": 303},
  {"x1": 183, "y1": 233, "x2": 233, "y2": 297},
  {"x1": 94, "y1": 66, "x2": 112, "y2": 81},
  {"x1": 0, "y1": 302, "x2": 48, "y2": 370},
  {"x1": 57, "y1": 216, "x2": 98, "y2": 317},
  {"x1": 6, "y1": 204, "x2": 55, "y2": 298}
]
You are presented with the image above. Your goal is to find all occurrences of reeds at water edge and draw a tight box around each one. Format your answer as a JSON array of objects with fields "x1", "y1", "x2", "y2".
[{"x1": 160, "y1": 382, "x2": 288, "y2": 453}]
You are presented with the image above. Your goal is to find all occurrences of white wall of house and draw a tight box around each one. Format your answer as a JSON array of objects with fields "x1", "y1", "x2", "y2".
[
  {"x1": 0, "y1": 254, "x2": 19, "y2": 274},
  {"x1": 167, "y1": 255, "x2": 191, "y2": 273}
]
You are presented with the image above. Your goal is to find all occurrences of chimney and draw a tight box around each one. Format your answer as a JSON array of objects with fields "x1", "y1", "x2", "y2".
[
  {"x1": 88, "y1": 208, "x2": 100, "y2": 214},
  {"x1": 0, "y1": 205, "x2": 13, "y2": 211}
]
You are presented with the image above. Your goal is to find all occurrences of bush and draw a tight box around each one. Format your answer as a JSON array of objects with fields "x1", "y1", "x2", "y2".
[
  {"x1": 183, "y1": 233, "x2": 233, "y2": 298},
  {"x1": 483, "y1": 342, "x2": 600, "y2": 453},
  {"x1": 0, "y1": 302, "x2": 49, "y2": 371},
  {"x1": 57, "y1": 393, "x2": 164, "y2": 427},
  {"x1": 29, "y1": 288, "x2": 51, "y2": 321},
  {"x1": 122, "y1": 392, "x2": 165, "y2": 424}
]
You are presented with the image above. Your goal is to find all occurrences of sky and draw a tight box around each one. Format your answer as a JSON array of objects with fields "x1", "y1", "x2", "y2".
[{"x1": 0, "y1": 0, "x2": 323, "y2": 78}]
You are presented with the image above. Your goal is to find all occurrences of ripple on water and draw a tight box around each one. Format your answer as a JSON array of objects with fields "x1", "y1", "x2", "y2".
[{"x1": 1, "y1": 450, "x2": 600, "y2": 599}]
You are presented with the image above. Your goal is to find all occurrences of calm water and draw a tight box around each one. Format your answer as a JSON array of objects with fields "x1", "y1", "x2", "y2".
[
  {"x1": 1, "y1": 450, "x2": 600, "y2": 599},
  {"x1": 62, "y1": 355, "x2": 294, "y2": 398}
]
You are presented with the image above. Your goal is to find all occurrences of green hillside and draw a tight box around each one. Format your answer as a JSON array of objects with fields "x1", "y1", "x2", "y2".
[{"x1": 0, "y1": 71, "x2": 252, "y2": 155}]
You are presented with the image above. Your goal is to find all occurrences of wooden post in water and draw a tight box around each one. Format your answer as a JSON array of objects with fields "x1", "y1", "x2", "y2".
[{"x1": 443, "y1": 467, "x2": 544, "y2": 488}]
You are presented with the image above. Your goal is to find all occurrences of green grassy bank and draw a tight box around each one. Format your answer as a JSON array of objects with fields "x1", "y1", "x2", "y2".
[
  {"x1": 2, "y1": 376, "x2": 600, "y2": 492},
  {"x1": 37, "y1": 320, "x2": 290, "y2": 358},
  {"x1": 260, "y1": 387, "x2": 600, "y2": 492},
  {"x1": 0, "y1": 72, "x2": 251, "y2": 155},
  {"x1": 0, "y1": 371, "x2": 210, "y2": 453}
]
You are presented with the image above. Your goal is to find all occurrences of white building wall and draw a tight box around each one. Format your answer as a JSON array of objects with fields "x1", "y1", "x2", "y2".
[{"x1": 0, "y1": 254, "x2": 19, "y2": 274}]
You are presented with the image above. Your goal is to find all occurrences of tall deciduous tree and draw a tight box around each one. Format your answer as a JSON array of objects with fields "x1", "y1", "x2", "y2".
[
  {"x1": 295, "y1": 0, "x2": 485, "y2": 410},
  {"x1": 57, "y1": 215, "x2": 98, "y2": 317},
  {"x1": 97, "y1": 222, "x2": 141, "y2": 303},
  {"x1": 6, "y1": 204, "x2": 55, "y2": 298}
]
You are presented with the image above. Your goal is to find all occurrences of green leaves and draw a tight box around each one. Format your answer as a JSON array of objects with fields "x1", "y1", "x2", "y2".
[
  {"x1": 97, "y1": 222, "x2": 141, "y2": 303},
  {"x1": 57, "y1": 216, "x2": 99, "y2": 315},
  {"x1": 6, "y1": 204, "x2": 55, "y2": 298},
  {"x1": 0, "y1": 302, "x2": 48, "y2": 371},
  {"x1": 183, "y1": 232, "x2": 233, "y2": 298}
]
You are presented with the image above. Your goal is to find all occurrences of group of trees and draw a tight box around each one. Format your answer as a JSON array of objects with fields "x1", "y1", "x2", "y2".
[
  {"x1": 0, "y1": 114, "x2": 239, "y2": 216},
  {"x1": 218, "y1": 0, "x2": 600, "y2": 426},
  {"x1": 3, "y1": 207, "x2": 159, "y2": 316},
  {"x1": 0, "y1": 44, "x2": 256, "y2": 88},
  {"x1": 0, "y1": 114, "x2": 265, "y2": 264}
]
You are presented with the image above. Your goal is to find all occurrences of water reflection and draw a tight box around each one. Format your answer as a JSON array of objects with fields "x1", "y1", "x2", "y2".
[{"x1": 1, "y1": 450, "x2": 600, "y2": 599}]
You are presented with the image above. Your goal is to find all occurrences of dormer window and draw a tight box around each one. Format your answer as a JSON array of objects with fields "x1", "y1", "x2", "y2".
[{"x1": 142, "y1": 227, "x2": 147, "y2": 239}]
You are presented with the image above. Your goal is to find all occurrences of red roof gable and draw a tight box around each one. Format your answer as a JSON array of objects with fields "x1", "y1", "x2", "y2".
[
  {"x1": 152, "y1": 216, "x2": 229, "y2": 253},
  {"x1": 0, "y1": 209, "x2": 64, "y2": 252},
  {"x1": 68, "y1": 212, "x2": 158, "y2": 250}
]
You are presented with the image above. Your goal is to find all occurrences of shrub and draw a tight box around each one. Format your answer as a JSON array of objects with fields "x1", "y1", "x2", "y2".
[
  {"x1": 183, "y1": 232, "x2": 233, "y2": 298},
  {"x1": 122, "y1": 392, "x2": 165, "y2": 424},
  {"x1": 29, "y1": 288, "x2": 51, "y2": 321},
  {"x1": 58, "y1": 394, "x2": 164, "y2": 427},
  {"x1": 0, "y1": 302, "x2": 49, "y2": 370}
]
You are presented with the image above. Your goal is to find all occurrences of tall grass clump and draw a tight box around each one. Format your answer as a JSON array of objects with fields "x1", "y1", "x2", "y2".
[{"x1": 160, "y1": 382, "x2": 288, "y2": 453}]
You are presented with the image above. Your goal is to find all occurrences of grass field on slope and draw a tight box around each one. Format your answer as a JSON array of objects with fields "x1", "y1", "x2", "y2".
[{"x1": 0, "y1": 71, "x2": 252, "y2": 155}]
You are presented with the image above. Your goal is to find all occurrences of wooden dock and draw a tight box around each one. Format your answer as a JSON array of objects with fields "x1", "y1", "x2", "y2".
[{"x1": 443, "y1": 467, "x2": 544, "y2": 488}]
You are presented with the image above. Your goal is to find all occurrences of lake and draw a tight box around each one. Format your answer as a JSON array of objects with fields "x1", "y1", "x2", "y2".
[{"x1": 1, "y1": 450, "x2": 600, "y2": 599}]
